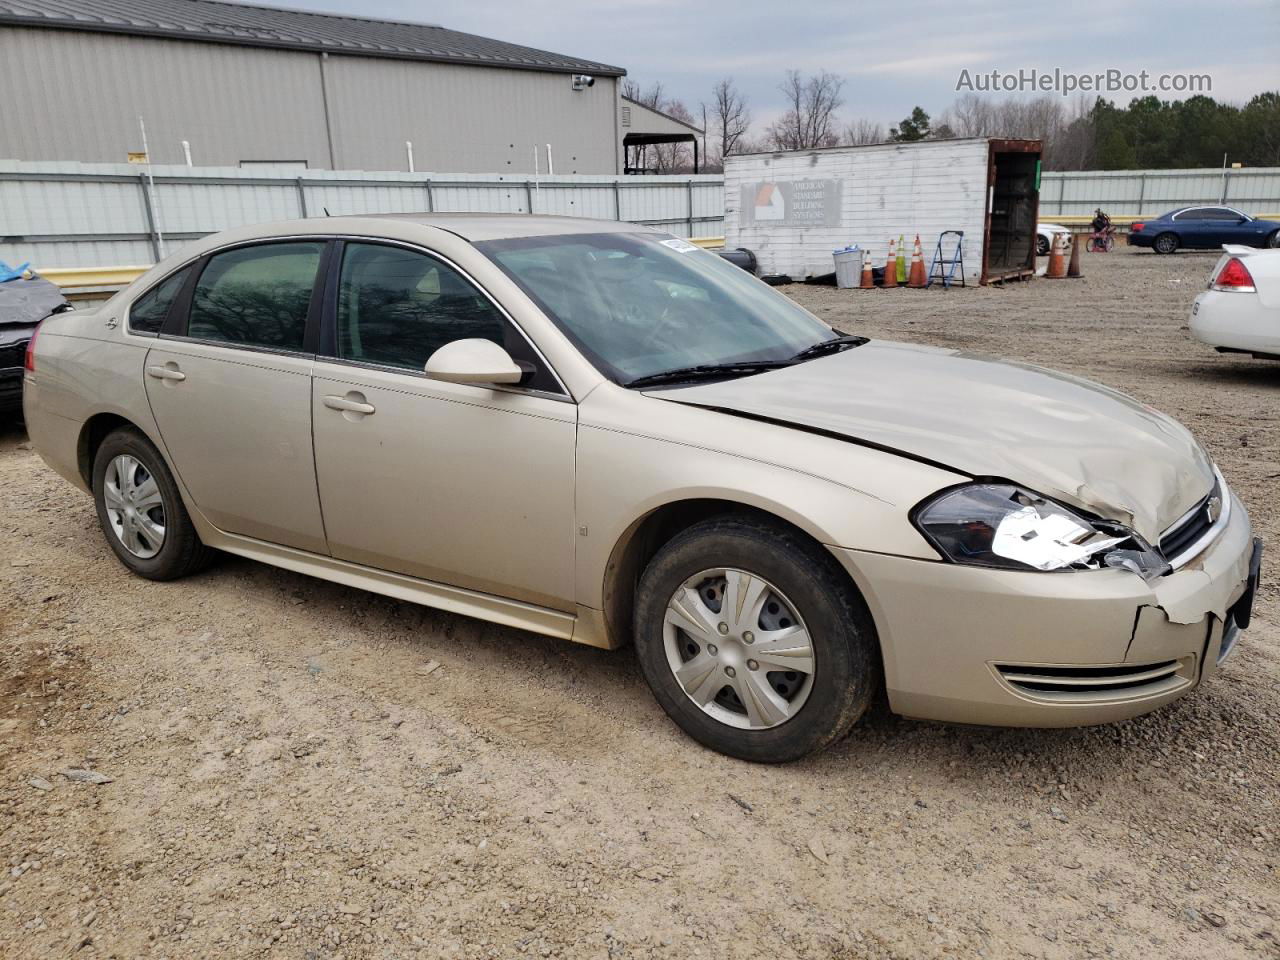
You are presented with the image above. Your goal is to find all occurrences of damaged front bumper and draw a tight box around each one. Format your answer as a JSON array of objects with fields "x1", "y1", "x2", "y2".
[{"x1": 834, "y1": 492, "x2": 1259, "y2": 727}]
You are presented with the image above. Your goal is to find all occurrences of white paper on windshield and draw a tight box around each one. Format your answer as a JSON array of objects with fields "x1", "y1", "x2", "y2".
[{"x1": 660, "y1": 238, "x2": 699, "y2": 254}]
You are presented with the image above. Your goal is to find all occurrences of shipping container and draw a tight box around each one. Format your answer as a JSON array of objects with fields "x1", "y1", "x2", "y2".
[{"x1": 723, "y1": 138, "x2": 1042, "y2": 285}]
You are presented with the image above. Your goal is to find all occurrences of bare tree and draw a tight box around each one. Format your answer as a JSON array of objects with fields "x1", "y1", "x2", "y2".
[
  {"x1": 767, "y1": 69, "x2": 845, "y2": 151},
  {"x1": 704, "y1": 77, "x2": 752, "y2": 168},
  {"x1": 842, "y1": 118, "x2": 884, "y2": 145},
  {"x1": 935, "y1": 92, "x2": 1098, "y2": 169}
]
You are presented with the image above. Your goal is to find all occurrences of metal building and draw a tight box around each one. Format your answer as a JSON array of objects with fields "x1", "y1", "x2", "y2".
[{"x1": 0, "y1": 0, "x2": 677, "y2": 175}]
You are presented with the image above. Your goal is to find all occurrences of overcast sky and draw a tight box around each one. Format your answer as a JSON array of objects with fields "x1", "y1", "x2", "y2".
[{"x1": 272, "y1": 0, "x2": 1278, "y2": 132}]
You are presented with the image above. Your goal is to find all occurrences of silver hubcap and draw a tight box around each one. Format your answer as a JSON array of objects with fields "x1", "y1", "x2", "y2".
[
  {"x1": 663, "y1": 568, "x2": 815, "y2": 730},
  {"x1": 103, "y1": 454, "x2": 166, "y2": 559}
]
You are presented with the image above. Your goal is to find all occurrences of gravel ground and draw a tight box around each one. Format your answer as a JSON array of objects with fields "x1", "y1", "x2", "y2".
[{"x1": 1, "y1": 246, "x2": 1277, "y2": 959}]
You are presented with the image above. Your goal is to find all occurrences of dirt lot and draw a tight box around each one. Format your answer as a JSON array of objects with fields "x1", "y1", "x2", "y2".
[{"x1": 2, "y1": 246, "x2": 1277, "y2": 959}]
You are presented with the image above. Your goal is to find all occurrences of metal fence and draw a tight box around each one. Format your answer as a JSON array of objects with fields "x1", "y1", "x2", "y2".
[
  {"x1": 0, "y1": 161, "x2": 726, "y2": 268},
  {"x1": 12, "y1": 160, "x2": 1277, "y2": 270},
  {"x1": 1039, "y1": 167, "x2": 1280, "y2": 218}
]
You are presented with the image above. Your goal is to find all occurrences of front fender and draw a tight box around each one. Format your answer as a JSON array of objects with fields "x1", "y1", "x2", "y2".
[{"x1": 574, "y1": 386, "x2": 964, "y2": 610}]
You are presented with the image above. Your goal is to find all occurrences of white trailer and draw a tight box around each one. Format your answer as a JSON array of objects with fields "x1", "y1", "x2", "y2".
[{"x1": 723, "y1": 137, "x2": 1042, "y2": 285}]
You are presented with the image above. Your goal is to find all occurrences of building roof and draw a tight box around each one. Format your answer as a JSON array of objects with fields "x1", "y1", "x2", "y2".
[
  {"x1": 622, "y1": 97, "x2": 704, "y2": 136},
  {"x1": 0, "y1": 0, "x2": 626, "y2": 76}
]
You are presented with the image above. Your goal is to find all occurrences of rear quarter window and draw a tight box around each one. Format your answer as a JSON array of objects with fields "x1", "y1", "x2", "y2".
[{"x1": 127, "y1": 267, "x2": 191, "y2": 335}]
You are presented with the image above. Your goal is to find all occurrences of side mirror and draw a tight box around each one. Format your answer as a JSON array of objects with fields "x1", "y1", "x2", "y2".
[{"x1": 424, "y1": 338, "x2": 524, "y2": 385}]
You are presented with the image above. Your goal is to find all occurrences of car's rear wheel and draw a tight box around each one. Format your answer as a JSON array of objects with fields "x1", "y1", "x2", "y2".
[
  {"x1": 1037, "y1": 235, "x2": 1050, "y2": 257},
  {"x1": 633, "y1": 516, "x2": 878, "y2": 762},
  {"x1": 1267, "y1": 230, "x2": 1280, "y2": 249},
  {"x1": 92, "y1": 427, "x2": 214, "y2": 580},
  {"x1": 1153, "y1": 232, "x2": 1179, "y2": 254}
]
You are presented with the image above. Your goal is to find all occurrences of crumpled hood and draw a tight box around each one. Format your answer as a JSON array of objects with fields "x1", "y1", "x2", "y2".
[{"x1": 656, "y1": 340, "x2": 1214, "y2": 541}]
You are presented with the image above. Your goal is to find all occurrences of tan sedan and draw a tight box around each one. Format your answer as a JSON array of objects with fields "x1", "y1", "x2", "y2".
[{"x1": 23, "y1": 215, "x2": 1262, "y2": 761}]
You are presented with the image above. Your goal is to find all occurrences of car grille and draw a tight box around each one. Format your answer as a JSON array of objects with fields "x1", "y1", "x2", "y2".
[
  {"x1": 1158, "y1": 474, "x2": 1224, "y2": 567},
  {"x1": 995, "y1": 659, "x2": 1192, "y2": 703}
]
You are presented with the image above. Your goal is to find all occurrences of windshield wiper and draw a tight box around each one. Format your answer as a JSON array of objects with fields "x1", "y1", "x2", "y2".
[
  {"x1": 624, "y1": 360, "x2": 791, "y2": 389},
  {"x1": 788, "y1": 334, "x2": 868, "y2": 363}
]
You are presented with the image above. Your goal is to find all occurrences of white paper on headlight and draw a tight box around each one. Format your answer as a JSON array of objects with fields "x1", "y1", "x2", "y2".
[{"x1": 992, "y1": 507, "x2": 1125, "y2": 571}]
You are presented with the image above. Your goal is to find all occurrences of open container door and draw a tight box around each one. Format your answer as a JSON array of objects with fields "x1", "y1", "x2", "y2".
[{"x1": 982, "y1": 139, "x2": 1042, "y2": 283}]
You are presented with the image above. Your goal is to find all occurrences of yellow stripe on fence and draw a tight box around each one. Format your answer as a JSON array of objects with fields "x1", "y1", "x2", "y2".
[{"x1": 39, "y1": 266, "x2": 149, "y2": 289}]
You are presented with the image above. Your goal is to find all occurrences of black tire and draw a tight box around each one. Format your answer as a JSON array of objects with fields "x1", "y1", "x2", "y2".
[
  {"x1": 1153, "y1": 232, "x2": 1179, "y2": 254},
  {"x1": 633, "y1": 516, "x2": 879, "y2": 763},
  {"x1": 1036, "y1": 235, "x2": 1050, "y2": 256},
  {"x1": 1267, "y1": 230, "x2": 1280, "y2": 249},
  {"x1": 92, "y1": 426, "x2": 215, "y2": 580}
]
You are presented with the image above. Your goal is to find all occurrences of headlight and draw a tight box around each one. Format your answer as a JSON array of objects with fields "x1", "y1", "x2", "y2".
[{"x1": 914, "y1": 484, "x2": 1169, "y2": 579}]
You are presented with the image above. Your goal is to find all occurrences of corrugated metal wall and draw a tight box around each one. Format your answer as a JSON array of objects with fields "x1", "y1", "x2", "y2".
[
  {"x1": 1040, "y1": 168, "x2": 1280, "y2": 217},
  {"x1": 321, "y1": 56, "x2": 619, "y2": 174},
  {"x1": 0, "y1": 26, "x2": 621, "y2": 175},
  {"x1": 0, "y1": 28, "x2": 334, "y2": 169},
  {"x1": 724, "y1": 140, "x2": 991, "y2": 279},
  {"x1": 0, "y1": 161, "x2": 725, "y2": 268}
]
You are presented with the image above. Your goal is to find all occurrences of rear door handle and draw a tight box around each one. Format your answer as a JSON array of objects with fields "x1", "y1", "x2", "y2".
[
  {"x1": 322, "y1": 394, "x2": 375, "y2": 415},
  {"x1": 146, "y1": 365, "x2": 186, "y2": 382}
]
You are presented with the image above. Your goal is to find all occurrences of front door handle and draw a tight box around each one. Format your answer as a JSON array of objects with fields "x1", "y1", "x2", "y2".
[
  {"x1": 146, "y1": 365, "x2": 186, "y2": 382},
  {"x1": 322, "y1": 394, "x2": 375, "y2": 415}
]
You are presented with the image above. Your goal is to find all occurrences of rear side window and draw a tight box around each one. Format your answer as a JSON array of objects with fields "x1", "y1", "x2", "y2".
[
  {"x1": 187, "y1": 242, "x2": 323, "y2": 351},
  {"x1": 128, "y1": 267, "x2": 190, "y2": 335}
]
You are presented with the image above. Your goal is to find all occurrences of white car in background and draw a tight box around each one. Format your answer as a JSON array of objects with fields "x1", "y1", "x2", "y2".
[
  {"x1": 1037, "y1": 222, "x2": 1071, "y2": 256},
  {"x1": 1190, "y1": 245, "x2": 1280, "y2": 361}
]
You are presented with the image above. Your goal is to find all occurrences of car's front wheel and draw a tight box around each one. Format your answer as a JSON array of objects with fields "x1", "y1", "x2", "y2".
[
  {"x1": 633, "y1": 516, "x2": 879, "y2": 762},
  {"x1": 92, "y1": 427, "x2": 214, "y2": 580},
  {"x1": 1153, "y1": 232, "x2": 1179, "y2": 254},
  {"x1": 1036, "y1": 235, "x2": 1050, "y2": 256},
  {"x1": 1267, "y1": 230, "x2": 1280, "y2": 249}
]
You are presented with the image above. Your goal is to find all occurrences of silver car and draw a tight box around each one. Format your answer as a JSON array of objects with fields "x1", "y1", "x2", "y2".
[{"x1": 23, "y1": 215, "x2": 1261, "y2": 761}]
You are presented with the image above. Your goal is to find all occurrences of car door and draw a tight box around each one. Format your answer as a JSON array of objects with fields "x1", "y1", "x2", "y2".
[
  {"x1": 143, "y1": 239, "x2": 330, "y2": 554},
  {"x1": 1172, "y1": 208, "x2": 1214, "y2": 248},
  {"x1": 1199, "y1": 208, "x2": 1242, "y2": 247},
  {"x1": 310, "y1": 240, "x2": 577, "y2": 611}
]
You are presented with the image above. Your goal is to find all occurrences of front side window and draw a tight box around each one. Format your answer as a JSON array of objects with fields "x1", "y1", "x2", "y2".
[
  {"x1": 336, "y1": 243, "x2": 506, "y2": 370},
  {"x1": 332, "y1": 243, "x2": 560, "y2": 393},
  {"x1": 476, "y1": 232, "x2": 833, "y2": 384},
  {"x1": 187, "y1": 242, "x2": 323, "y2": 351},
  {"x1": 128, "y1": 266, "x2": 191, "y2": 335}
]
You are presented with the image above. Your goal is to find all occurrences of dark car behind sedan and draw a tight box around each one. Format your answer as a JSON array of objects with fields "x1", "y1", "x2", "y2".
[
  {"x1": 0, "y1": 272, "x2": 70, "y2": 413},
  {"x1": 1130, "y1": 206, "x2": 1280, "y2": 254}
]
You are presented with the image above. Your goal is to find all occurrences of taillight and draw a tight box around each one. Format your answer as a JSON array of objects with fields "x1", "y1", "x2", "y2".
[
  {"x1": 1131, "y1": 222, "x2": 1144, "y2": 232},
  {"x1": 23, "y1": 322, "x2": 41, "y2": 372},
  {"x1": 1211, "y1": 257, "x2": 1256, "y2": 293}
]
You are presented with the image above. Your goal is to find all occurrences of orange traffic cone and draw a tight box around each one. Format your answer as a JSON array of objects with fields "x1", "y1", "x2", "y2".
[
  {"x1": 859, "y1": 250, "x2": 875, "y2": 289},
  {"x1": 882, "y1": 238, "x2": 898, "y2": 288},
  {"x1": 1045, "y1": 232, "x2": 1067, "y2": 279},
  {"x1": 1066, "y1": 235, "x2": 1083, "y2": 278},
  {"x1": 907, "y1": 234, "x2": 927, "y2": 288}
]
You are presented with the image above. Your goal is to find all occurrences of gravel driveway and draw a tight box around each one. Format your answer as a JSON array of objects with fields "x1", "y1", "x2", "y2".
[{"x1": 2, "y1": 245, "x2": 1276, "y2": 959}]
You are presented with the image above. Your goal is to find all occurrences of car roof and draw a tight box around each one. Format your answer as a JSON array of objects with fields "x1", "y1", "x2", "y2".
[
  {"x1": 345, "y1": 213, "x2": 656, "y2": 242},
  {"x1": 1164, "y1": 205, "x2": 1244, "y2": 218}
]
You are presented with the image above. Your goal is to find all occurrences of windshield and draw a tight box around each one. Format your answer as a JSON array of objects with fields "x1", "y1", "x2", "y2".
[{"x1": 475, "y1": 232, "x2": 835, "y2": 384}]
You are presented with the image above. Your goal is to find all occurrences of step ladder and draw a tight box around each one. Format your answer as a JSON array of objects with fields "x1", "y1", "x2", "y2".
[{"x1": 927, "y1": 231, "x2": 965, "y2": 288}]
